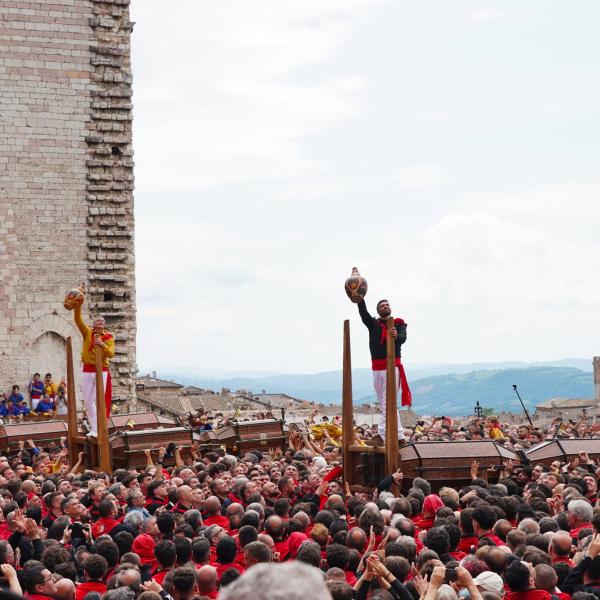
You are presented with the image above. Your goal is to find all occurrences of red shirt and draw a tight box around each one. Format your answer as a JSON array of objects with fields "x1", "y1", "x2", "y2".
[
  {"x1": 91, "y1": 517, "x2": 121, "y2": 538},
  {"x1": 457, "y1": 536, "x2": 478, "y2": 553},
  {"x1": 76, "y1": 581, "x2": 107, "y2": 600},
  {"x1": 152, "y1": 570, "x2": 172, "y2": 585},
  {"x1": 552, "y1": 557, "x2": 574, "y2": 567},
  {"x1": 273, "y1": 539, "x2": 290, "y2": 561},
  {"x1": 345, "y1": 571, "x2": 357, "y2": 586},
  {"x1": 215, "y1": 562, "x2": 245, "y2": 580},
  {"x1": 506, "y1": 590, "x2": 552, "y2": 600},
  {"x1": 412, "y1": 516, "x2": 435, "y2": 531},
  {"x1": 570, "y1": 523, "x2": 593, "y2": 541},
  {"x1": 479, "y1": 532, "x2": 505, "y2": 546},
  {"x1": 203, "y1": 515, "x2": 230, "y2": 528}
]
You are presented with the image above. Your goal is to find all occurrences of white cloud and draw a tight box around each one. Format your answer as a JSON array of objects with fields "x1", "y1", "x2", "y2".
[
  {"x1": 467, "y1": 8, "x2": 507, "y2": 23},
  {"x1": 418, "y1": 111, "x2": 449, "y2": 121},
  {"x1": 389, "y1": 165, "x2": 449, "y2": 188},
  {"x1": 130, "y1": 1, "x2": 600, "y2": 373},
  {"x1": 131, "y1": 1, "x2": 383, "y2": 192}
]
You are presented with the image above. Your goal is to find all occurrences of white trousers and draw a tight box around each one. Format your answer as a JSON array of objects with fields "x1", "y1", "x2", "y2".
[
  {"x1": 81, "y1": 370, "x2": 107, "y2": 435},
  {"x1": 373, "y1": 367, "x2": 404, "y2": 440}
]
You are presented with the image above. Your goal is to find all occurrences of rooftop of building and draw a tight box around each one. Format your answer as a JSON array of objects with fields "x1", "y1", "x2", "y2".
[
  {"x1": 536, "y1": 398, "x2": 595, "y2": 409},
  {"x1": 136, "y1": 375, "x2": 183, "y2": 389}
]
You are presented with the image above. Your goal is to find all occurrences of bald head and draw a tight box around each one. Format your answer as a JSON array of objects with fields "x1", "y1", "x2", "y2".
[
  {"x1": 21, "y1": 480, "x2": 36, "y2": 493},
  {"x1": 534, "y1": 564, "x2": 558, "y2": 592},
  {"x1": 258, "y1": 533, "x2": 274, "y2": 549},
  {"x1": 347, "y1": 527, "x2": 366, "y2": 552},
  {"x1": 117, "y1": 568, "x2": 141, "y2": 591},
  {"x1": 550, "y1": 531, "x2": 572, "y2": 557},
  {"x1": 294, "y1": 511, "x2": 310, "y2": 531},
  {"x1": 226, "y1": 502, "x2": 244, "y2": 517},
  {"x1": 385, "y1": 527, "x2": 400, "y2": 542},
  {"x1": 197, "y1": 566, "x2": 217, "y2": 592},
  {"x1": 54, "y1": 578, "x2": 75, "y2": 600},
  {"x1": 265, "y1": 515, "x2": 284, "y2": 541},
  {"x1": 493, "y1": 519, "x2": 513, "y2": 542},
  {"x1": 205, "y1": 496, "x2": 221, "y2": 516},
  {"x1": 177, "y1": 485, "x2": 193, "y2": 503},
  {"x1": 325, "y1": 567, "x2": 346, "y2": 582},
  {"x1": 324, "y1": 494, "x2": 345, "y2": 511}
]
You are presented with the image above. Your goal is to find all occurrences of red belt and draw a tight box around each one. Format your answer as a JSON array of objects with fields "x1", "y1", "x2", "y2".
[{"x1": 83, "y1": 364, "x2": 108, "y2": 373}]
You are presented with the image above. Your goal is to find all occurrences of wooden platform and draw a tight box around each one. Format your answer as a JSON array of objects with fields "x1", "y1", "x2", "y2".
[
  {"x1": 0, "y1": 420, "x2": 69, "y2": 453},
  {"x1": 345, "y1": 440, "x2": 520, "y2": 491}
]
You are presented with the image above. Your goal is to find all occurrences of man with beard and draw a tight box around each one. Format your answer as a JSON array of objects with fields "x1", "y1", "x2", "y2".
[{"x1": 357, "y1": 298, "x2": 411, "y2": 444}]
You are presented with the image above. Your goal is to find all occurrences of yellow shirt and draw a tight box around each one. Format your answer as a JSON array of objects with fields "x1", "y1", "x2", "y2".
[
  {"x1": 74, "y1": 307, "x2": 115, "y2": 367},
  {"x1": 488, "y1": 427, "x2": 505, "y2": 440},
  {"x1": 44, "y1": 382, "x2": 58, "y2": 398}
]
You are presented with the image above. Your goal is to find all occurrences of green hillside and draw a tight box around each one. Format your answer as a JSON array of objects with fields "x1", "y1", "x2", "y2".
[{"x1": 409, "y1": 367, "x2": 592, "y2": 416}]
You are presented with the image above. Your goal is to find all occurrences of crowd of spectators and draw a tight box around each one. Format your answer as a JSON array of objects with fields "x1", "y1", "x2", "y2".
[
  {"x1": 0, "y1": 373, "x2": 68, "y2": 421},
  {"x1": 0, "y1": 410, "x2": 600, "y2": 600}
]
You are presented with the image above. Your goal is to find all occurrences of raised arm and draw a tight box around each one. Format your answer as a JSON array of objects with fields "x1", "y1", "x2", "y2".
[
  {"x1": 73, "y1": 305, "x2": 89, "y2": 338},
  {"x1": 357, "y1": 300, "x2": 375, "y2": 328}
]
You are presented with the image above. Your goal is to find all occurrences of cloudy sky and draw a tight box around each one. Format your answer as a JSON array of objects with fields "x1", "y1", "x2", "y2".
[{"x1": 130, "y1": 1, "x2": 600, "y2": 375}]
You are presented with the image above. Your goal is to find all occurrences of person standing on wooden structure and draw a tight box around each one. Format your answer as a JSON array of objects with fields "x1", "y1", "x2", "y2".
[
  {"x1": 357, "y1": 298, "x2": 412, "y2": 444},
  {"x1": 64, "y1": 284, "x2": 115, "y2": 438},
  {"x1": 344, "y1": 267, "x2": 412, "y2": 445}
]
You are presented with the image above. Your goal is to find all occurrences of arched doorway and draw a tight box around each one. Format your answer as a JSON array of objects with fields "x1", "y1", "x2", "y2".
[{"x1": 29, "y1": 331, "x2": 68, "y2": 386}]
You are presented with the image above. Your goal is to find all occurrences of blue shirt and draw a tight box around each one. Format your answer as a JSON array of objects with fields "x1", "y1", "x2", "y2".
[
  {"x1": 35, "y1": 399, "x2": 54, "y2": 412},
  {"x1": 30, "y1": 381, "x2": 45, "y2": 398}
]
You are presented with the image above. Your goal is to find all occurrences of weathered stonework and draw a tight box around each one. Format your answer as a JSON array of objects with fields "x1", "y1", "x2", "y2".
[{"x1": 0, "y1": 0, "x2": 137, "y2": 409}]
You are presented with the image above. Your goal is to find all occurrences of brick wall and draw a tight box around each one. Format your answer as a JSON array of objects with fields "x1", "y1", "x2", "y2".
[{"x1": 0, "y1": 0, "x2": 136, "y2": 408}]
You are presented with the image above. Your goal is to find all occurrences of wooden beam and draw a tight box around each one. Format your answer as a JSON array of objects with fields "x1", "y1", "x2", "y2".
[
  {"x1": 385, "y1": 316, "x2": 399, "y2": 476},
  {"x1": 342, "y1": 320, "x2": 354, "y2": 484},
  {"x1": 94, "y1": 345, "x2": 111, "y2": 473},
  {"x1": 66, "y1": 337, "x2": 79, "y2": 466}
]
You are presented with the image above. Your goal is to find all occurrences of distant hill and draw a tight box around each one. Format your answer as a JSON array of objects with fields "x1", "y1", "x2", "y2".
[
  {"x1": 152, "y1": 362, "x2": 594, "y2": 415},
  {"x1": 409, "y1": 367, "x2": 592, "y2": 416}
]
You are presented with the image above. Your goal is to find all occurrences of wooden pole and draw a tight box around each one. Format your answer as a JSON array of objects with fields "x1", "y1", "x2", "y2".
[
  {"x1": 342, "y1": 320, "x2": 354, "y2": 483},
  {"x1": 66, "y1": 337, "x2": 79, "y2": 466},
  {"x1": 94, "y1": 345, "x2": 111, "y2": 473},
  {"x1": 385, "y1": 316, "x2": 399, "y2": 476}
]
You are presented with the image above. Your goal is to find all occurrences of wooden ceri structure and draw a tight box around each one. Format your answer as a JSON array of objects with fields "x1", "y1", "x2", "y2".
[
  {"x1": 342, "y1": 317, "x2": 398, "y2": 489},
  {"x1": 342, "y1": 320, "x2": 521, "y2": 491},
  {"x1": 66, "y1": 337, "x2": 111, "y2": 473}
]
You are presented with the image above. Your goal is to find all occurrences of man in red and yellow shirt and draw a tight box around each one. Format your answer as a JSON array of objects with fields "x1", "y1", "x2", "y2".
[{"x1": 72, "y1": 287, "x2": 115, "y2": 438}]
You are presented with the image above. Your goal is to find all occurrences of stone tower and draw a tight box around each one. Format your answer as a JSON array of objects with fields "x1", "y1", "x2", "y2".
[{"x1": 0, "y1": 0, "x2": 137, "y2": 409}]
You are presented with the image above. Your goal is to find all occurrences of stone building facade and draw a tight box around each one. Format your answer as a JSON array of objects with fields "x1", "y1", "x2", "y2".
[{"x1": 0, "y1": 0, "x2": 136, "y2": 409}]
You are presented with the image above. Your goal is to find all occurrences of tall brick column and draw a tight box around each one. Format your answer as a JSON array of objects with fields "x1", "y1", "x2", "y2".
[{"x1": 85, "y1": 0, "x2": 137, "y2": 408}]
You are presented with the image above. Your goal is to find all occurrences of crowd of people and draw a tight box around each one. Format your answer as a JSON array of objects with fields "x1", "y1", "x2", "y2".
[
  {"x1": 0, "y1": 410, "x2": 600, "y2": 600},
  {"x1": 0, "y1": 373, "x2": 68, "y2": 421}
]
